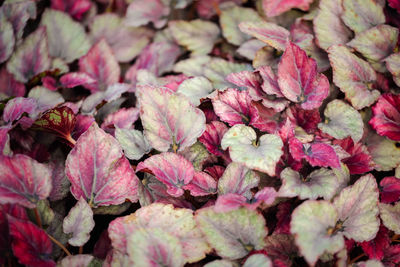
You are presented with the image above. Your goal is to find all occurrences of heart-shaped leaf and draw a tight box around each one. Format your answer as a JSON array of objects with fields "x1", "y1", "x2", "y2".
[
  {"x1": 221, "y1": 124, "x2": 283, "y2": 176},
  {"x1": 176, "y1": 76, "x2": 214, "y2": 106}
]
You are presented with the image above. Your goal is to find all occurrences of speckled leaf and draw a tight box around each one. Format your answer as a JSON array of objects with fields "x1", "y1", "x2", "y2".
[
  {"x1": 58, "y1": 255, "x2": 94, "y2": 267},
  {"x1": 136, "y1": 152, "x2": 194, "y2": 197},
  {"x1": 41, "y1": 9, "x2": 91, "y2": 63},
  {"x1": 0, "y1": 154, "x2": 52, "y2": 208},
  {"x1": 137, "y1": 86, "x2": 206, "y2": 152},
  {"x1": 125, "y1": 0, "x2": 169, "y2": 28},
  {"x1": 238, "y1": 21, "x2": 290, "y2": 51},
  {"x1": 318, "y1": 100, "x2": 363, "y2": 143},
  {"x1": 221, "y1": 124, "x2": 283, "y2": 176},
  {"x1": 63, "y1": 197, "x2": 95, "y2": 247},
  {"x1": 220, "y1": 5, "x2": 262, "y2": 46},
  {"x1": 243, "y1": 254, "x2": 272, "y2": 267},
  {"x1": 341, "y1": 0, "x2": 385, "y2": 33},
  {"x1": 379, "y1": 202, "x2": 400, "y2": 235},
  {"x1": 218, "y1": 162, "x2": 259, "y2": 199},
  {"x1": 48, "y1": 160, "x2": 70, "y2": 201},
  {"x1": 169, "y1": 20, "x2": 220, "y2": 55},
  {"x1": 365, "y1": 133, "x2": 400, "y2": 171},
  {"x1": 0, "y1": 16, "x2": 14, "y2": 64},
  {"x1": 195, "y1": 207, "x2": 267, "y2": 260},
  {"x1": 115, "y1": 128, "x2": 151, "y2": 161},
  {"x1": 3, "y1": 97, "x2": 37, "y2": 123},
  {"x1": 290, "y1": 200, "x2": 344, "y2": 266},
  {"x1": 333, "y1": 174, "x2": 380, "y2": 241},
  {"x1": 328, "y1": 45, "x2": 379, "y2": 110},
  {"x1": 277, "y1": 42, "x2": 329, "y2": 110},
  {"x1": 65, "y1": 124, "x2": 139, "y2": 207},
  {"x1": 385, "y1": 53, "x2": 400, "y2": 87},
  {"x1": 178, "y1": 142, "x2": 210, "y2": 171},
  {"x1": 279, "y1": 167, "x2": 340, "y2": 200},
  {"x1": 176, "y1": 76, "x2": 214, "y2": 106},
  {"x1": 6, "y1": 27, "x2": 51, "y2": 83}
]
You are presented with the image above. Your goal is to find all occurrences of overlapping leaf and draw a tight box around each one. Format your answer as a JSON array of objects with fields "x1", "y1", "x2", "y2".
[
  {"x1": 370, "y1": 93, "x2": 400, "y2": 141},
  {"x1": 262, "y1": 0, "x2": 313, "y2": 17}
]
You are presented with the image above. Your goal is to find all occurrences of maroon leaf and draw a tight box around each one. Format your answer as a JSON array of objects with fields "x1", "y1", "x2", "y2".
[
  {"x1": 0, "y1": 67, "x2": 25, "y2": 98},
  {"x1": 360, "y1": 225, "x2": 390, "y2": 260},
  {"x1": 370, "y1": 93, "x2": 400, "y2": 141},
  {"x1": 51, "y1": 0, "x2": 91, "y2": 20},
  {"x1": 275, "y1": 202, "x2": 292, "y2": 234},
  {"x1": 285, "y1": 105, "x2": 321, "y2": 134},
  {"x1": 383, "y1": 245, "x2": 400, "y2": 267},
  {"x1": 199, "y1": 121, "x2": 229, "y2": 156},
  {"x1": 380, "y1": 177, "x2": 400, "y2": 204}
]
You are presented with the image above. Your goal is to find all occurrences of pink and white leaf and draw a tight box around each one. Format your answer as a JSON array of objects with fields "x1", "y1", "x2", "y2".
[
  {"x1": 0, "y1": 67, "x2": 25, "y2": 98},
  {"x1": 58, "y1": 255, "x2": 94, "y2": 267},
  {"x1": 183, "y1": 171, "x2": 217, "y2": 197},
  {"x1": 125, "y1": 0, "x2": 170, "y2": 28},
  {"x1": 50, "y1": 0, "x2": 91, "y2": 20},
  {"x1": 101, "y1": 107, "x2": 140, "y2": 131},
  {"x1": 3, "y1": 97, "x2": 37, "y2": 123},
  {"x1": 59, "y1": 72, "x2": 96, "y2": 89},
  {"x1": 370, "y1": 93, "x2": 400, "y2": 141},
  {"x1": 385, "y1": 53, "x2": 400, "y2": 87},
  {"x1": 115, "y1": 128, "x2": 152, "y2": 161},
  {"x1": 341, "y1": 0, "x2": 385, "y2": 33},
  {"x1": 262, "y1": 0, "x2": 313, "y2": 17},
  {"x1": 380, "y1": 177, "x2": 400, "y2": 204},
  {"x1": 199, "y1": 121, "x2": 229, "y2": 156}
]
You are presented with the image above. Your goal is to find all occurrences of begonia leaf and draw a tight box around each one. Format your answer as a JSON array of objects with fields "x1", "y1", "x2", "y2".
[
  {"x1": 101, "y1": 107, "x2": 140, "y2": 131},
  {"x1": 318, "y1": 100, "x2": 363, "y2": 143},
  {"x1": 250, "y1": 102, "x2": 280, "y2": 133},
  {"x1": 385, "y1": 53, "x2": 400, "y2": 87},
  {"x1": 341, "y1": 0, "x2": 385, "y2": 34},
  {"x1": 328, "y1": 45, "x2": 379, "y2": 110},
  {"x1": 183, "y1": 171, "x2": 217, "y2": 197},
  {"x1": 115, "y1": 128, "x2": 151, "y2": 161},
  {"x1": 176, "y1": 76, "x2": 214, "y2": 106},
  {"x1": 65, "y1": 123, "x2": 139, "y2": 207},
  {"x1": 136, "y1": 152, "x2": 194, "y2": 197},
  {"x1": 78, "y1": 39, "x2": 120, "y2": 92},
  {"x1": 6, "y1": 27, "x2": 51, "y2": 83},
  {"x1": 238, "y1": 21, "x2": 290, "y2": 51},
  {"x1": 220, "y1": 5, "x2": 262, "y2": 46},
  {"x1": 40, "y1": 9, "x2": 91, "y2": 63},
  {"x1": 3, "y1": 97, "x2": 37, "y2": 123},
  {"x1": 365, "y1": 133, "x2": 400, "y2": 171},
  {"x1": 221, "y1": 124, "x2": 283, "y2": 176},
  {"x1": 0, "y1": 67, "x2": 25, "y2": 99},
  {"x1": 383, "y1": 245, "x2": 400, "y2": 267},
  {"x1": 8, "y1": 216, "x2": 55, "y2": 267},
  {"x1": 108, "y1": 203, "x2": 209, "y2": 263},
  {"x1": 63, "y1": 197, "x2": 95, "y2": 247},
  {"x1": 360, "y1": 225, "x2": 390, "y2": 260},
  {"x1": 195, "y1": 207, "x2": 267, "y2": 260},
  {"x1": 0, "y1": 154, "x2": 52, "y2": 208},
  {"x1": 333, "y1": 174, "x2": 380, "y2": 241},
  {"x1": 218, "y1": 162, "x2": 259, "y2": 199},
  {"x1": 198, "y1": 121, "x2": 228, "y2": 156},
  {"x1": 90, "y1": 13, "x2": 153, "y2": 63},
  {"x1": 169, "y1": 20, "x2": 220, "y2": 55},
  {"x1": 262, "y1": 0, "x2": 313, "y2": 17},
  {"x1": 178, "y1": 142, "x2": 210, "y2": 172},
  {"x1": 50, "y1": 0, "x2": 91, "y2": 20},
  {"x1": 237, "y1": 39, "x2": 266, "y2": 60},
  {"x1": 49, "y1": 160, "x2": 70, "y2": 201},
  {"x1": 125, "y1": 0, "x2": 169, "y2": 28},
  {"x1": 127, "y1": 228, "x2": 184, "y2": 267},
  {"x1": 278, "y1": 42, "x2": 329, "y2": 110},
  {"x1": 173, "y1": 55, "x2": 211, "y2": 77},
  {"x1": 59, "y1": 72, "x2": 96, "y2": 89},
  {"x1": 389, "y1": 0, "x2": 400, "y2": 12},
  {"x1": 243, "y1": 254, "x2": 272, "y2": 267},
  {"x1": 290, "y1": 200, "x2": 344, "y2": 266},
  {"x1": 370, "y1": 93, "x2": 400, "y2": 141},
  {"x1": 58, "y1": 255, "x2": 94, "y2": 267},
  {"x1": 28, "y1": 86, "x2": 64, "y2": 113},
  {"x1": 0, "y1": 15, "x2": 14, "y2": 64},
  {"x1": 379, "y1": 202, "x2": 400, "y2": 235},
  {"x1": 204, "y1": 260, "x2": 235, "y2": 267},
  {"x1": 137, "y1": 85, "x2": 206, "y2": 152},
  {"x1": 0, "y1": 126, "x2": 11, "y2": 156},
  {"x1": 380, "y1": 177, "x2": 400, "y2": 203},
  {"x1": 279, "y1": 167, "x2": 340, "y2": 200},
  {"x1": 212, "y1": 88, "x2": 256, "y2": 126}
]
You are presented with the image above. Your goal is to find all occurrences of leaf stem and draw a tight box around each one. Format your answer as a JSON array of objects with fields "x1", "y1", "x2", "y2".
[
  {"x1": 65, "y1": 134, "x2": 77, "y2": 147},
  {"x1": 47, "y1": 233, "x2": 72, "y2": 256},
  {"x1": 33, "y1": 207, "x2": 42, "y2": 228},
  {"x1": 348, "y1": 252, "x2": 366, "y2": 265},
  {"x1": 79, "y1": 245, "x2": 83, "y2": 254}
]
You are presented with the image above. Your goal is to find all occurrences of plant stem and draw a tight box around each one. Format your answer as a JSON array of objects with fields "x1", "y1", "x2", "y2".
[
  {"x1": 33, "y1": 207, "x2": 42, "y2": 228},
  {"x1": 65, "y1": 134, "x2": 76, "y2": 147},
  {"x1": 47, "y1": 233, "x2": 72, "y2": 256},
  {"x1": 79, "y1": 245, "x2": 83, "y2": 254},
  {"x1": 348, "y1": 252, "x2": 366, "y2": 265}
]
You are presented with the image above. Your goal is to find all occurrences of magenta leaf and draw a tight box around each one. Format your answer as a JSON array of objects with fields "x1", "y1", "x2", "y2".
[
  {"x1": 101, "y1": 107, "x2": 140, "y2": 132},
  {"x1": 8, "y1": 216, "x2": 55, "y2": 267},
  {"x1": 65, "y1": 123, "x2": 139, "y2": 207},
  {"x1": 277, "y1": 42, "x2": 329, "y2": 110},
  {"x1": 214, "y1": 193, "x2": 247, "y2": 213},
  {"x1": 0, "y1": 154, "x2": 52, "y2": 208},
  {"x1": 380, "y1": 177, "x2": 400, "y2": 203},
  {"x1": 370, "y1": 93, "x2": 400, "y2": 141},
  {"x1": 59, "y1": 72, "x2": 96, "y2": 89},
  {"x1": 125, "y1": 0, "x2": 170, "y2": 28},
  {"x1": 199, "y1": 121, "x2": 229, "y2": 156},
  {"x1": 250, "y1": 102, "x2": 280, "y2": 133},
  {"x1": 3, "y1": 97, "x2": 37, "y2": 123},
  {"x1": 262, "y1": 0, "x2": 313, "y2": 17},
  {"x1": 50, "y1": 0, "x2": 91, "y2": 20},
  {"x1": 136, "y1": 152, "x2": 194, "y2": 197},
  {"x1": 0, "y1": 126, "x2": 11, "y2": 156},
  {"x1": 360, "y1": 225, "x2": 390, "y2": 260},
  {"x1": 183, "y1": 171, "x2": 217, "y2": 197}
]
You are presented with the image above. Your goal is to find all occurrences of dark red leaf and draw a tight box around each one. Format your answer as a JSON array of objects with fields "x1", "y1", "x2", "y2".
[
  {"x1": 380, "y1": 177, "x2": 400, "y2": 203},
  {"x1": 360, "y1": 225, "x2": 390, "y2": 260}
]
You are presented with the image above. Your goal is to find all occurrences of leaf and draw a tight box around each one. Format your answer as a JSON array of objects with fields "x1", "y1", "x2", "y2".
[
  {"x1": 262, "y1": 0, "x2": 313, "y2": 17},
  {"x1": 178, "y1": 142, "x2": 210, "y2": 171},
  {"x1": 195, "y1": 207, "x2": 267, "y2": 260},
  {"x1": 370, "y1": 93, "x2": 400, "y2": 141},
  {"x1": 341, "y1": 0, "x2": 385, "y2": 34},
  {"x1": 101, "y1": 107, "x2": 140, "y2": 131},
  {"x1": 198, "y1": 121, "x2": 229, "y2": 156},
  {"x1": 40, "y1": 9, "x2": 91, "y2": 63},
  {"x1": 137, "y1": 85, "x2": 206, "y2": 152},
  {"x1": 238, "y1": 21, "x2": 290, "y2": 51},
  {"x1": 204, "y1": 260, "x2": 235, "y2": 267},
  {"x1": 127, "y1": 228, "x2": 184, "y2": 267},
  {"x1": 3, "y1": 97, "x2": 37, "y2": 123},
  {"x1": 6, "y1": 27, "x2": 51, "y2": 83},
  {"x1": 48, "y1": 160, "x2": 70, "y2": 201},
  {"x1": 27, "y1": 199, "x2": 54, "y2": 227},
  {"x1": 63, "y1": 197, "x2": 95, "y2": 247},
  {"x1": 380, "y1": 202, "x2": 400, "y2": 235},
  {"x1": 108, "y1": 203, "x2": 209, "y2": 263},
  {"x1": 183, "y1": 171, "x2": 217, "y2": 197},
  {"x1": 8, "y1": 216, "x2": 55, "y2": 267},
  {"x1": 58, "y1": 255, "x2": 94, "y2": 267},
  {"x1": 125, "y1": 0, "x2": 169, "y2": 28},
  {"x1": 59, "y1": 72, "x2": 96, "y2": 89},
  {"x1": 169, "y1": 20, "x2": 220, "y2": 55},
  {"x1": 360, "y1": 225, "x2": 390, "y2": 260},
  {"x1": 78, "y1": 39, "x2": 120, "y2": 92},
  {"x1": 290, "y1": 200, "x2": 344, "y2": 266},
  {"x1": 212, "y1": 88, "x2": 256, "y2": 126},
  {"x1": 313, "y1": 0, "x2": 352, "y2": 50},
  {"x1": 218, "y1": 162, "x2": 259, "y2": 199},
  {"x1": 115, "y1": 128, "x2": 151, "y2": 161},
  {"x1": 385, "y1": 53, "x2": 400, "y2": 87},
  {"x1": 328, "y1": 45, "x2": 379, "y2": 110},
  {"x1": 0, "y1": 67, "x2": 25, "y2": 99},
  {"x1": 243, "y1": 253, "x2": 272, "y2": 267},
  {"x1": 380, "y1": 177, "x2": 400, "y2": 203},
  {"x1": 220, "y1": 5, "x2": 262, "y2": 46},
  {"x1": 333, "y1": 174, "x2": 380, "y2": 241},
  {"x1": 176, "y1": 76, "x2": 214, "y2": 106},
  {"x1": 136, "y1": 152, "x2": 194, "y2": 197},
  {"x1": 221, "y1": 124, "x2": 283, "y2": 176},
  {"x1": 0, "y1": 154, "x2": 52, "y2": 208},
  {"x1": 279, "y1": 167, "x2": 340, "y2": 200},
  {"x1": 0, "y1": 15, "x2": 14, "y2": 64},
  {"x1": 50, "y1": 0, "x2": 91, "y2": 20},
  {"x1": 365, "y1": 133, "x2": 400, "y2": 171},
  {"x1": 65, "y1": 123, "x2": 139, "y2": 207},
  {"x1": 318, "y1": 100, "x2": 364, "y2": 143},
  {"x1": 277, "y1": 42, "x2": 329, "y2": 110}
]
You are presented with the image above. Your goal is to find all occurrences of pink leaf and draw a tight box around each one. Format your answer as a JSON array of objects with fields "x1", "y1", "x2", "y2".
[
  {"x1": 79, "y1": 39, "x2": 120, "y2": 92},
  {"x1": 380, "y1": 177, "x2": 400, "y2": 204},
  {"x1": 101, "y1": 107, "x2": 140, "y2": 132},
  {"x1": 183, "y1": 171, "x2": 217, "y2": 197},
  {"x1": 0, "y1": 67, "x2": 25, "y2": 98},
  {"x1": 250, "y1": 101, "x2": 280, "y2": 133},
  {"x1": 8, "y1": 216, "x2": 55, "y2": 267},
  {"x1": 125, "y1": 0, "x2": 170, "y2": 28},
  {"x1": 370, "y1": 93, "x2": 400, "y2": 141},
  {"x1": 51, "y1": 0, "x2": 91, "y2": 20},
  {"x1": 59, "y1": 72, "x2": 96, "y2": 89},
  {"x1": 198, "y1": 121, "x2": 229, "y2": 156},
  {"x1": 72, "y1": 115, "x2": 95, "y2": 140},
  {"x1": 136, "y1": 153, "x2": 194, "y2": 197},
  {"x1": 277, "y1": 42, "x2": 329, "y2": 110},
  {"x1": 65, "y1": 124, "x2": 139, "y2": 207},
  {"x1": 275, "y1": 202, "x2": 292, "y2": 234},
  {"x1": 285, "y1": 105, "x2": 321, "y2": 134},
  {"x1": 257, "y1": 65, "x2": 283, "y2": 97},
  {"x1": 262, "y1": 0, "x2": 313, "y2": 17},
  {"x1": 360, "y1": 225, "x2": 390, "y2": 260},
  {"x1": 383, "y1": 245, "x2": 400, "y2": 267},
  {"x1": 0, "y1": 154, "x2": 52, "y2": 208},
  {"x1": 225, "y1": 70, "x2": 263, "y2": 92},
  {"x1": 3, "y1": 97, "x2": 37, "y2": 123},
  {"x1": 389, "y1": 0, "x2": 400, "y2": 12},
  {"x1": 214, "y1": 193, "x2": 247, "y2": 212}
]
